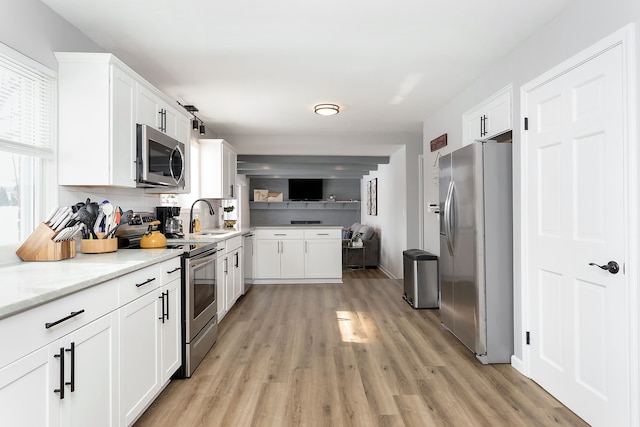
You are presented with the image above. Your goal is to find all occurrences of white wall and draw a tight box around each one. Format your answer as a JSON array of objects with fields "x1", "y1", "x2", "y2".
[
  {"x1": 421, "y1": 0, "x2": 640, "y2": 369},
  {"x1": 362, "y1": 146, "x2": 407, "y2": 279}
]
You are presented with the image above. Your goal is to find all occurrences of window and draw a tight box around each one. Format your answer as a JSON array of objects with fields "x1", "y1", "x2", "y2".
[{"x1": 0, "y1": 42, "x2": 56, "y2": 246}]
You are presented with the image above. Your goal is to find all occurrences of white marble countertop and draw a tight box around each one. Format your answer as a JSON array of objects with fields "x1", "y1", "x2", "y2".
[{"x1": 0, "y1": 247, "x2": 183, "y2": 320}]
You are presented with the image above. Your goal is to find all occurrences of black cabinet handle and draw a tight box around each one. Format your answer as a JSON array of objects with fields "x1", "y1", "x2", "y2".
[
  {"x1": 135, "y1": 278, "x2": 156, "y2": 287},
  {"x1": 53, "y1": 347, "x2": 65, "y2": 399},
  {"x1": 45, "y1": 310, "x2": 85, "y2": 329},
  {"x1": 165, "y1": 290, "x2": 169, "y2": 320},
  {"x1": 65, "y1": 342, "x2": 75, "y2": 392},
  {"x1": 158, "y1": 290, "x2": 170, "y2": 323},
  {"x1": 167, "y1": 267, "x2": 181, "y2": 274},
  {"x1": 234, "y1": 252, "x2": 239, "y2": 268}
]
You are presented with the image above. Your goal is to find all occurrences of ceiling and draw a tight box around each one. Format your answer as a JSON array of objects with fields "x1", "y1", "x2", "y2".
[{"x1": 41, "y1": 0, "x2": 572, "y2": 178}]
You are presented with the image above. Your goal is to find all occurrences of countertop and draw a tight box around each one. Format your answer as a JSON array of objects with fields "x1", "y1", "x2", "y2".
[
  {"x1": 0, "y1": 247, "x2": 183, "y2": 320},
  {"x1": 1, "y1": 224, "x2": 343, "y2": 320}
]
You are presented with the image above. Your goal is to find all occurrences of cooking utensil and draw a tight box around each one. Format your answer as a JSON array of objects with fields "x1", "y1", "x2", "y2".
[
  {"x1": 104, "y1": 209, "x2": 132, "y2": 239},
  {"x1": 77, "y1": 207, "x2": 98, "y2": 239}
]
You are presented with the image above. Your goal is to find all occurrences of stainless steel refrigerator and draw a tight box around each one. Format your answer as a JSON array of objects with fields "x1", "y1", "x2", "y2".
[{"x1": 439, "y1": 140, "x2": 513, "y2": 364}]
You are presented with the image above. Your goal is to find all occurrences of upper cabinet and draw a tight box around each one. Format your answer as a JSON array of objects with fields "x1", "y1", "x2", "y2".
[
  {"x1": 462, "y1": 85, "x2": 512, "y2": 146},
  {"x1": 57, "y1": 53, "x2": 137, "y2": 187},
  {"x1": 136, "y1": 83, "x2": 190, "y2": 145},
  {"x1": 200, "y1": 139, "x2": 237, "y2": 199},
  {"x1": 55, "y1": 53, "x2": 191, "y2": 192}
]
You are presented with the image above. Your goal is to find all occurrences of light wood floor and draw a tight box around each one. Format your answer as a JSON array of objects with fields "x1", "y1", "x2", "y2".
[{"x1": 135, "y1": 269, "x2": 588, "y2": 427}]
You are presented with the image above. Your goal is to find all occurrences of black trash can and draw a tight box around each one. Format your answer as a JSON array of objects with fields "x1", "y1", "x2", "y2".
[{"x1": 402, "y1": 249, "x2": 439, "y2": 309}]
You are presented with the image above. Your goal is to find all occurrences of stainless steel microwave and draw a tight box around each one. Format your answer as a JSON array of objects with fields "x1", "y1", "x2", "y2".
[{"x1": 136, "y1": 124, "x2": 185, "y2": 188}]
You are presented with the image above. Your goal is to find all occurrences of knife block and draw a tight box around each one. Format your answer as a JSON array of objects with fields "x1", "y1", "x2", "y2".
[{"x1": 16, "y1": 222, "x2": 77, "y2": 261}]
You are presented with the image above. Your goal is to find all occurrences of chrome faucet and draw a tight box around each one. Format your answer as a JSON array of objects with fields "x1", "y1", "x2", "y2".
[{"x1": 189, "y1": 198, "x2": 215, "y2": 234}]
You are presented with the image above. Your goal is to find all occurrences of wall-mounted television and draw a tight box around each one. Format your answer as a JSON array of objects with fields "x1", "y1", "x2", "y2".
[{"x1": 289, "y1": 179, "x2": 323, "y2": 201}]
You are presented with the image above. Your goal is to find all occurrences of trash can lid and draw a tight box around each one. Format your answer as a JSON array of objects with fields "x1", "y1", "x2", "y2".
[{"x1": 403, "y1": 249, "x2": 437, "y2": 260}]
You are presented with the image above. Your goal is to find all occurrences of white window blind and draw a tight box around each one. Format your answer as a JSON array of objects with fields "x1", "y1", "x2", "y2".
[
  {"x1": 0, "y1": 46, "x2": 55, "y2": 153},
  {"x1": 0, "y1": 42, "x2": 56, "y2": 248}
]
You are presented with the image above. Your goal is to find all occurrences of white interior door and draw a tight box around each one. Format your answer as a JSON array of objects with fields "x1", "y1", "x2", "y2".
[{"x1": 523, "y1": 42, "x2": 630, "y2": 426}]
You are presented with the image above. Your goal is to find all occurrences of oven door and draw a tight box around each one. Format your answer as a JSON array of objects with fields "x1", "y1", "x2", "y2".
[{"x1": 185, "y1": 253, "x2": 217, "y2": 342}]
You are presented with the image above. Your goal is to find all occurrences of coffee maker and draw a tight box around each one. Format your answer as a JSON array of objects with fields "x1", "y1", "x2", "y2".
[{"x1": 156, "y1": 206, "x2": 184, "y2": 238}]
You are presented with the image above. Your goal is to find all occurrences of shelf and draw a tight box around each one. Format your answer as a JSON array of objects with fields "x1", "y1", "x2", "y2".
[{"x1": 250, "y1": 201, "x2": 361, "y2": 210}]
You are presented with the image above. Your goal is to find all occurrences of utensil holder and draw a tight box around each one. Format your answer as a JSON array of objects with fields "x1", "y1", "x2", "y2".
[
  {"x1": 80, "y1": 233, "x2": 118, "y2": 254},
  {"x1": 16, "y1": 223, "x2": 77, "y2": 261}
]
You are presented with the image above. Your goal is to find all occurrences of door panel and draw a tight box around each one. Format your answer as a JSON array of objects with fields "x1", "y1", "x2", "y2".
[{"x1": 525, "y1": 43, "x2": 628, "y2": 426}]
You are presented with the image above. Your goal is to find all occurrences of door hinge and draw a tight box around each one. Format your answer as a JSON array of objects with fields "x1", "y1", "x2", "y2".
[
  {"x1": 526, "y1": 331, "x2": 530, "y2": 345},
  {"x1": 524, "y1": 117, "x2": 529, "y2": 131}
]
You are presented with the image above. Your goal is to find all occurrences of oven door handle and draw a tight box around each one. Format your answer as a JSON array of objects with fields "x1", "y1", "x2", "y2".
[{"x1": 187, "y1": 251, "x2": 218, "y2": 270}]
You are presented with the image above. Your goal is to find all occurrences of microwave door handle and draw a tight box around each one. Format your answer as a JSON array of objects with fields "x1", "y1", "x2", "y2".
[{"x1": 169, "y1": 145, "x2": 185, "y2": 185}]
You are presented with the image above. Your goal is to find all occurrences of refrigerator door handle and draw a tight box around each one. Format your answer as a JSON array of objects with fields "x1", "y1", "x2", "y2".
[{"x1": 444, "y1": 181, "x2": 455, "y2": 256}]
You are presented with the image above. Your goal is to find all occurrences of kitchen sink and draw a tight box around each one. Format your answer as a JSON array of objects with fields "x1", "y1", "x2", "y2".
[{"x1": 197, "y1": 229, "x2": 235, "y2": 236}]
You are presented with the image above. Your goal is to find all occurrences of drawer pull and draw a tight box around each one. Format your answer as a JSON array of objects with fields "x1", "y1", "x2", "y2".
[
  {"x1": 274, "y1": 233, "x2": 287, "y2": 236},
  {"x1": 167, "y1": 267, "x2": 181, "y2": 274},
  {"x1": 317, "y1": 233, "x2": 330, "y2": 235},
  {"x1": 135, "y1": 278, "x2": 156, "y2": 288},
  {"x1": 45, "y1": 310, "x2": 85, "y2": 329}
]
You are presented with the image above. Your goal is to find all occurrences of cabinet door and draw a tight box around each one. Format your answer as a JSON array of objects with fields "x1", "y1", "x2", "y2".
[
  {"x1": 137, "y1": 84, "x2": 162, "y2": 130},
  {"x1": 163, "y1": 106, "x2": 178, "y2": 140},
  {"x1": 225, "y1": 249, "x2": 242, "y2": 310},
  {"x1": 280, "y1": 240, "x2": 305, "y2": 278},
  {"x1": 465, "y1": 109, "x2": 485, "y2": 143},
  {"x1": 232, "y1": 249, "x2": 243, "y2": 301},
  {"x1": 216, "y1": 254, "x2": 227, "y2": 321},
  {"x1": 0, "y1": 346, "x2": 56, "y2": 427},
  {"x1": 111, "y1": 65, "x2": 137, "y2": 187},
  {"x1": 484, "y1": 91, "x2": 511, "y2": 139},
  {"x1": 224, "y1": 146, "x2": 237, "y2": 199},
  {"x1": 305, "y1": 239, "x2": 342, "y2": 279},
  {"x1": 160, "y1": 279, "x2": 181, "y2": 383},
  {"x1": 119, "y1": 290, "x2": 161, "y2": 426},
  {"x1": 60, "y1": 313, "x2": 119, "y2": 427},
  {"x1": 254, "y1": 240, "x2": 282, "y2": 279}
]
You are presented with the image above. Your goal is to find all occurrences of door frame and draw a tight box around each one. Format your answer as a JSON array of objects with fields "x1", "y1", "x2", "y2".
[{"x1": 519, "y1": 24, "x2": 638, "y2": 424}]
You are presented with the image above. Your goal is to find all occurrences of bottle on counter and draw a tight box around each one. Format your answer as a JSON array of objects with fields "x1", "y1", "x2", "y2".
[{"x1": 192, "y1": 214, "x2": 201, "y2": 233}]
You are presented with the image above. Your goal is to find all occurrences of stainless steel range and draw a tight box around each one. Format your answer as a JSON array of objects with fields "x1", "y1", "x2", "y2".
[
  {"x1": 179, "y1": 242, "x2": 219, "y2": 377},
  {"x1": 117, "y1": 213, "x2": 219, "y2": 378}
]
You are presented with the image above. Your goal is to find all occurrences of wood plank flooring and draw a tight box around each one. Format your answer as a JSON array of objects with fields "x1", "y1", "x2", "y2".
[{"x1": 135, "y1": 269, "x2": 588, "y2": 427}]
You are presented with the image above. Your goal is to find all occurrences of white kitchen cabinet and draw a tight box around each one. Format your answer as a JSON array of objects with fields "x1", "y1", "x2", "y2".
[
  {"x1": 160, "y1": 266, "x2": 182, "y2": 383},
  {"x1": 0, "y1": 345, "x2": 53, "y2": 426},
  {"x1": 200, "y1": 139, "x2": 238, "y2": 199},
  {"x1": 254, "y1": 229, "x2": 305, "y2": 280},
  {"x1": 215, "y1": 240, "x2": 227, "y2": 321},
  {"x1": 119, "y1": 286, "x2": 161, "y2": 426},
  {"x1": 56, "y1": 53, "x2": 137, "y2": 188},
  {"x1": 462, "y1": 85, "x2": 512, "y2": 145},
  {"x1": 254, "y1": 228, "x2": 342, "y2": 284},
  {"x1": 225, "y1": 236, "x2": 243, "y2": 310},
  {"x1": 118, "y1": 258, "x2": 182, "y2": 426},
  {"x1": 304, "y1": 229, "x2": 342, "y2": 279},
  {"x1": 0, "y1": 312, "x2": 118, "y2": 427},
  {"x1": 56, "y1": 52, "x2": 191, "y2": 192},
  {"x1": 136, "y1": 83, "x2": 187, "y2": 144}
]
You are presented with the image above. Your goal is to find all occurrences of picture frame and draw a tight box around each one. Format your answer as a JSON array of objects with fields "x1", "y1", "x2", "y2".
[{"x1": 370, "y1": 178, "x2": 377, "y2": 216}]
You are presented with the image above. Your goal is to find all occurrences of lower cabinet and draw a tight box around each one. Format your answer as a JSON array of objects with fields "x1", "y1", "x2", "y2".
[
  {"x1": 254, "y1": 228, "x2": 342, "y2": 283},
  {"x1": 0, "y1": 256, "x2": 182, "y2": 427},
  {"x1": 119, "y1": 289, "x2": 161, "y2": 426},
  {"x1": 0, "y1": 312, "x2": 119, "y2": 427},
  {"x1": 119, "y1": 258, "x2": 182, "y2": 426},
  {"x1": 217, "y1": 236, "x2": 244, "y2": 322}
]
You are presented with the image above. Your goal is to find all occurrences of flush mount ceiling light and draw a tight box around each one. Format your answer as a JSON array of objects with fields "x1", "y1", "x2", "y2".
[{"x1": 314, "y1": 103, "x2": 340, "y2": 116}]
